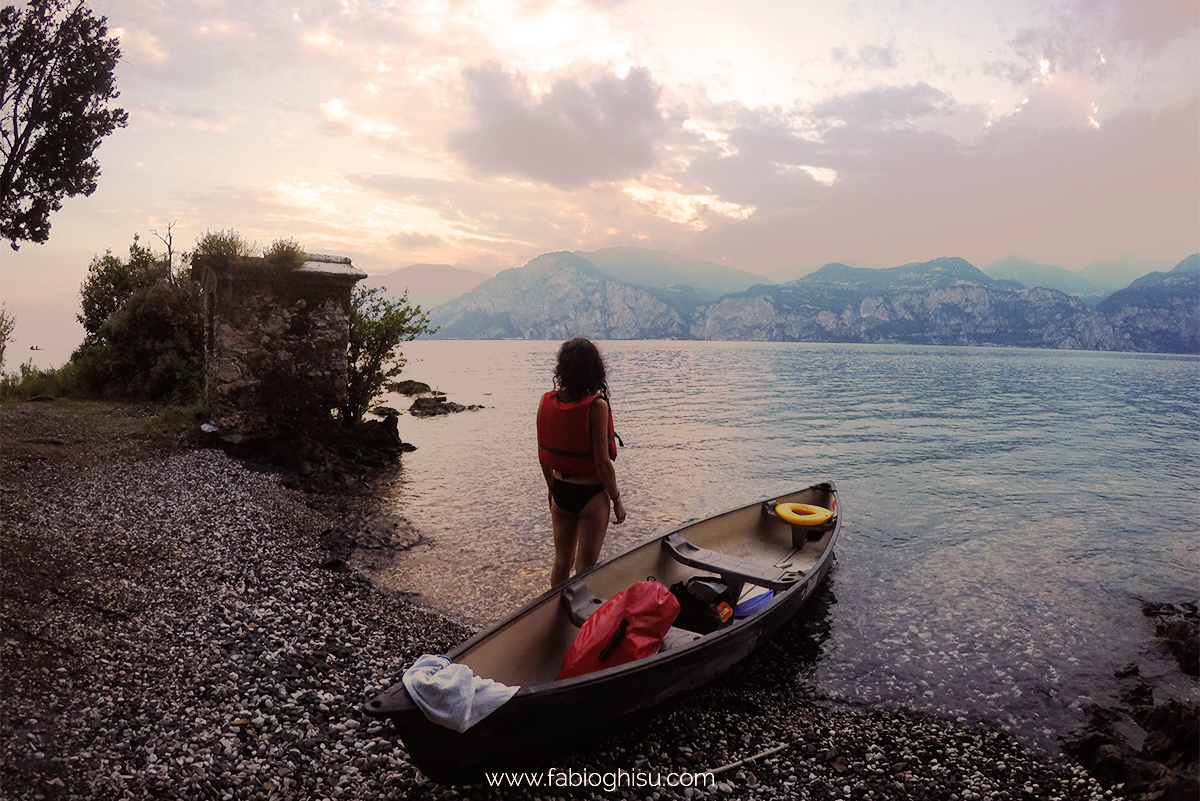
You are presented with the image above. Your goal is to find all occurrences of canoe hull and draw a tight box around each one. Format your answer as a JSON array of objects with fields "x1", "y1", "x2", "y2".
[{"x1": 364, "y1": 483, "x2": 840, "y2": 784}]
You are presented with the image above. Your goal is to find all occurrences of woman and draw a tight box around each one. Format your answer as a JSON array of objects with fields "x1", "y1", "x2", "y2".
[{"x1": 537, "y1": 337, "x2": 626, "y2": 587}]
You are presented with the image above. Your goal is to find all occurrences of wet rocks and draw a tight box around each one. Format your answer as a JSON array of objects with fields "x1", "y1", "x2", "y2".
[
  {"x1": 408, "y1": 395, "x2": 483, "y2": 417},
  {"x1": 1060, "y1": 601, "x2": 1200, "y2": 801},
  {"x1": 1063, "y1": 701, "x2": 1198, "y2": 801},
  {"x1": 1142, "y1": 601, "x2": 1199, "y2": 677},
  {"x1": 230, "y1": 416, "x2": 416, "y2": 493},
  {"x1": 388, "y1": 379, "x2": 432, "y2": 395}
]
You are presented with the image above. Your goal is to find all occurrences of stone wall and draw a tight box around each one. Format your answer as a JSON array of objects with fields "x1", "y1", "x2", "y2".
[{"x1": 192, "y1": 253, "x2": 366, "y2": 443}]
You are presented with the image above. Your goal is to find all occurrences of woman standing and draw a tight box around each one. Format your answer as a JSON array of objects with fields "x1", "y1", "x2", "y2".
[{"x1": 537, "y1": 337, "x2": 626, "y2": 587}]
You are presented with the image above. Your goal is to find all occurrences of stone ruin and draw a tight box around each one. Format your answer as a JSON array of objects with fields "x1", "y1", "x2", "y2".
[{"x1": 191, "y1": 252, "x2": 366, "y2": 443}]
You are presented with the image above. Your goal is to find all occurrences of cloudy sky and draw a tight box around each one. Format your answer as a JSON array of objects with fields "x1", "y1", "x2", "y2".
[{"x1": 4, "y1": 0, "x2": 1198, "y2": 365}]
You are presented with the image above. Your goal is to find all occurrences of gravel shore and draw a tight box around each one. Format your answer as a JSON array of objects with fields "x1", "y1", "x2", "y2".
[{"x1": 1, "y1": 402, "x2": 1123, "y2": 800}]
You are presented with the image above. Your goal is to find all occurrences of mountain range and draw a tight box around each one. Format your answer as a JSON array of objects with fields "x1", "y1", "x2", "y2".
[
  {"x1": 423, "y1": 249, "x2": 1198, "y2": 354},
  {"x1": 982, "y1": 256, "x2": 1105, "y2": 301}
]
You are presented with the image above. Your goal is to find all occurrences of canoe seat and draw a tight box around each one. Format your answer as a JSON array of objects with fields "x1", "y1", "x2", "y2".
[
  {"x1": 560, "y1": 580, "x2": 605, "y2": 628},
  {"x1": 662, "y1": 532, "x2": 804, "y2": 590},
  {"x1": 659, "y1": 626, "x2": 702, "y2": 652}
]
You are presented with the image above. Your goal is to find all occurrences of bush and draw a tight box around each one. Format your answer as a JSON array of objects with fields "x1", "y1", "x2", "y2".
[
  {"x1": 0, "y1": 360, "x2": 81, "y2": 401},
  {"x1": 70, "y1": 233, "x2": 205, "y2": 404},
  {"x1": 344, "y1": 286, "x2": 438, "y2": 423},
  {"x1": 193, "y1": 228, "x2": 258, "y2": 258},
  {"x1": 73, "y1": 278, "x2": 204, "y2": 404},
  {"x1": 77, "y1": 237, "x2": 160, "y2": 341}
]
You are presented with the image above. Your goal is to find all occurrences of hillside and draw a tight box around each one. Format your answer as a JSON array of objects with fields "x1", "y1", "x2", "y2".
[
  {"x1": 983, "y1": 256, "x2": 1102, "y2": 297},
  {"x1": 1076, "y1": 255, "x2": 1176, "y2": 294},
  {"x1": 697, "y1": 262, "x2": 1115, "y2": 349},
  {"x1": 430, "y1": 252, "x2": 691, "y2": 339},
  {"x1": 427, "y1": 251, "x2": 1200, "y2": 353},
  {"x1": 1095, "y1": 255, "x2": 1200, "y2": 353},
  {"x1": 575, "y1": 246, "x2": 770, "y2": 302}
]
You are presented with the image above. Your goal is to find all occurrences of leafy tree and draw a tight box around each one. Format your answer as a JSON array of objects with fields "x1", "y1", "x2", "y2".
[
  {"x1": 0, "y1": 0, "x2": 127, "y2": 248},
  {"x1": 344, "y1": 286, "x2": 438, "y2": 424},
  {"x1": 76, "y1": 235, "x2": 159, "y2": 341},
  {"x1": 72, "y1": 234, "x2": 203, "y2": 403}
]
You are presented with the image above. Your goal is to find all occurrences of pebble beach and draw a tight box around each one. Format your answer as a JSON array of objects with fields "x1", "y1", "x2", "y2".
[{"x1": 1, "y1": 403, "x2": 1123, "y2": 800}]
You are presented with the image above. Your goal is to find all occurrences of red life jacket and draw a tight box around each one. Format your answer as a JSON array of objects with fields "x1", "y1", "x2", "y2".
[{"x1": 537, "y1": 390, "x2": 617, "y2": 474}]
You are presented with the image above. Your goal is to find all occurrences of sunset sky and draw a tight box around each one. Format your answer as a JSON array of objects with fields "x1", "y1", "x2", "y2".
[{"x1": 4, "y1": 0, "x2": 1198, "y2": 366}]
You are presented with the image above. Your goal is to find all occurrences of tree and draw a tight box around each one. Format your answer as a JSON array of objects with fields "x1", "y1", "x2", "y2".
[
  {"x1": 72, "y1": 233, "x2": 203, "y2": 403},
  {"x1": 344, "y1": 286, "x2": 438, "y2": 424},
  {"x1": 76, "y1": 234, "x2": 158, "y2": 341},
  {"x1": 1, "y1": 0, "x2": 127, "y2": 249},
  {"x1": 0, "y1": 302, "x2": 13, "y2": 368}
]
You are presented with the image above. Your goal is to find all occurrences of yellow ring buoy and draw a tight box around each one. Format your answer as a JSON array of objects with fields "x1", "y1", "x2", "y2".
[{"x1": 775, "y1": 503, "x2": 833, "y2": 526}]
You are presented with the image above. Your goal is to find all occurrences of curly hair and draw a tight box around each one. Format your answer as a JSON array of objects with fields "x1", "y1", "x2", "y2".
[{"x1": 553, "y1": 337, "x2": 608, "y2": 401}]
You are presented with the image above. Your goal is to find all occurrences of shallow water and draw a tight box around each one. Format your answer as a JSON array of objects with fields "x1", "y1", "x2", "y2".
[{"x1": 372, "y1": 340, "x2": 1200, "y2": 753}]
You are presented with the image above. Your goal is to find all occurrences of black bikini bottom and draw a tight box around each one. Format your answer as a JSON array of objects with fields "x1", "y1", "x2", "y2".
[{"x1": 552, "y1": 479, "x2": 605, "y2": 515}]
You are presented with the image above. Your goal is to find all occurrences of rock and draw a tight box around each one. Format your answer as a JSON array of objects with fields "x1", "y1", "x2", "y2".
[
  {"x1": 407, "y1": 396, "x2": 482, "y2": 417},
  {"x1": 1142, "y1": 601, "x2": 1199, "y2": 676},
  {"x1": 1061, "y1": 599, "x2": 1200, "y2": 801},
  {"x1": 1122, "y1": 681, "x2": 1154, "y2": 707},
  {"x1": 388, "y1": 380, "x2": 432, "y2": 395}
]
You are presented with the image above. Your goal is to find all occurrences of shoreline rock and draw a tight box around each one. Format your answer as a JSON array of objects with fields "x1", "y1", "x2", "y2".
[
  {"x1": 408, "y1": 395, "x2": 483, "y2": 417},
  {"x1": 1060, "y1": 601, "x2": 1200, "y2": 801},
  {"x1": 1142, "y1": 601, "x2": 1199, "y2": 677},
  {"x1": 388, "y1": 379, "x2": 432, "y2": 395}
]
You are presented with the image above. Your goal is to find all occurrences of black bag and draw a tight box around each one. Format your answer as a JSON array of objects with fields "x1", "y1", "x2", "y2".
[{"x1": 670, "y1": 577, "x2": 735, "y2": 634}]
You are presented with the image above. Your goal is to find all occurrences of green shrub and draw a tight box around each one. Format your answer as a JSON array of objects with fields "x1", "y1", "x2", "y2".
[
  {"x1": 263, "y1": 237, "x2": 306, "y2": 265},
  {"x1": 193, "y1": 228, "x2": 258, "y2": 258},
  {"x1": 0, "y1": 360, "x2": 81, "y2": 401},
  {"x1": 77, "y1": 237, "x2": 160, "y2": 341},
  {"x1": 72, "y1": 278, "x2": 204, "y2": 404},
  {"x1": 344, "y1": 286, "x2": 438, "y2": 423}
]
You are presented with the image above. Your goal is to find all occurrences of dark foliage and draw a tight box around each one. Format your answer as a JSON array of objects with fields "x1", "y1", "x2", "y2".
[
  {"x1": 71, "y1": 236, "x2": 204, "y2": 404},
  {"x1": 73, "y1": 279, "x2": 204, "y2": 403},
  {"x1": 1, "y1": 0, "x2": 127, "y2": 248},
  {"x1": 76, "y1": 236, "x2": 161, "y2": 340},
  {"x1": 344, "y1": 286, "x2": 437, "y2": 424}
]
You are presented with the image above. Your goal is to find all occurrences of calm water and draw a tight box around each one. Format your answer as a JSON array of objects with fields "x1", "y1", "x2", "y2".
[{"x1": 373, "y1": 341, "x2": 1200, "y2": 753}]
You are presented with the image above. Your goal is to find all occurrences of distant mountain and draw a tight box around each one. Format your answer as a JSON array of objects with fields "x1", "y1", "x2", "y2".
[
  {"x1": 697, "y1": 258, "x2": 1114, "y2": 348},
  {"x1": 1076, "y1": 255, "x2": 1175, "y2": 294},
  {"x1": 793, "y1": 257, "x2": 1018, "y2": 291},
  {"x1": 358, "y1": 263, "x2": 490, "y2": 310},
  {"x1": 762, "y1": 258, "x2": 876, "y2": 284},
  {"x1": 429, "y1": 252, "x2": 691, "y2": 339},
  {"x1": 428, "y1": 250, "x2": 1199, "y2": 354},
  {"x1": 574, "y1": 247, "x2": 770, "y2": 302},
  {"x1": 984, "y1": 256, "x2": 1102, "y2": 297},
  {"x1": 1096, "y1": 255, "x2": 1199, "y2": 353}
]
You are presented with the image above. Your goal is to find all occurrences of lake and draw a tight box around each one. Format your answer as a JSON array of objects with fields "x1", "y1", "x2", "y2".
[{"x1": 371, "y1": 340, "x2": 1199, "y2": 754}]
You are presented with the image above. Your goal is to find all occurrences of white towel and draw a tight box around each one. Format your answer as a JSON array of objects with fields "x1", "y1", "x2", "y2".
[{"x1": 402, "y1": 654, "x2": 519, "y2": 733}]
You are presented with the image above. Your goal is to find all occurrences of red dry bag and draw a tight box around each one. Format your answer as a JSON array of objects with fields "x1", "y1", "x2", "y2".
[{"x1": 556, "y1": 581, "x2": 680, "y2": 681}]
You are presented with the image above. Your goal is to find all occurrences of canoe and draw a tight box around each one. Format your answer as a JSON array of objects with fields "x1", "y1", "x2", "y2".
[{"x1": 363, "y1": 482, "x2": 841, "y2": 784}]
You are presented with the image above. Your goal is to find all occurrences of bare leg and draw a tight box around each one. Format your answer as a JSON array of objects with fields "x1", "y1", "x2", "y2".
[
  {"x1": 550, "y1": 501, "x2": 580, "y2": 587},
  {"x1": 549, "y1": 491, "x2": 612, "y2": 586},
  {"x1": 570, "y1": 491, "x2": 611, "y2": 576}
]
